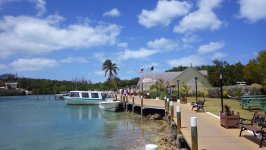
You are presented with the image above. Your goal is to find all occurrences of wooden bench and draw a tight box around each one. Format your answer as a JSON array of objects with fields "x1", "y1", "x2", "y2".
[
  {"x1": 239, "y1": 112, "x2": 266, "y2": 148},
  {"x1": 191, "y1": 100, "x2": 205, "y2": 112}
]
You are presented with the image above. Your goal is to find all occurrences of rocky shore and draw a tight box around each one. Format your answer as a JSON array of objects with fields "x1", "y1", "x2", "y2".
[{"x1": 155, "y1": 114, "x2": 189, "y2": 150}]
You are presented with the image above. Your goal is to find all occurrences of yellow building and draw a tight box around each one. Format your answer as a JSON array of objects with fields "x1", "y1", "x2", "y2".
[{"x1": 138, "y1": 67, "x2": 212, "y2": 94}]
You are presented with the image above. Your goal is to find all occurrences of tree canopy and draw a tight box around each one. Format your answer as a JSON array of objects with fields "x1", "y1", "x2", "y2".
[{"x1": 102, "y1": 59, "x2": 119, "y2": 79}]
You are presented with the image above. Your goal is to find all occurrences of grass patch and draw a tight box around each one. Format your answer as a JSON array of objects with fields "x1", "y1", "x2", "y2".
[{"x1": 187, "y1": 97, "x2": 264, "y2": 119}]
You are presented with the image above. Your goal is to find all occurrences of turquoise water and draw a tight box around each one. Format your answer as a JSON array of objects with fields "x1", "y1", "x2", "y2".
[{"x1": 0, "y1": 96, "x2": 162, "y2": 150}]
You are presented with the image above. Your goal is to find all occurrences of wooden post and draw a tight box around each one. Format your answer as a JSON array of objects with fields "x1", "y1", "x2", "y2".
[
  {"x1": 49, "y1": 91, "x2": 50, "y2": 100},
  {"x1": 191, "y1": 117, "x2": 198, "y2": 150},
  {"x1": 132, "y1": 96, "x2": 135, "y2": 113},
  {"x1": 145, "y1": 144, "x2": 158, "y2": 150},
  {"x1": 176, "y1": 106, "x2": 181, "y2": 133},
  {"x1": 42, "y1": 91, "x2": 44, "y2": 100},
  {"x1": 141, "y1": 96, "x2": 143, "y2": 117},
  {"x1": 164, "y1": 97, "x2": 167, "y2": 116},
  {"x1": 126, "y1": 95, "x2": 128, "y2": 112},
  {"x1": 170, "y1": 101, "x2": 174, "y2": 121},
  {"x1": 167, "y1": 98, "x2": 170, "y2": 113}
]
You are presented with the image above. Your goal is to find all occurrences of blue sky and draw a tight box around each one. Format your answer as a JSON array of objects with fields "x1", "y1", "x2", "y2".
[{"x1": 0, "y1": 0, "x2": 265, "y2": 83}]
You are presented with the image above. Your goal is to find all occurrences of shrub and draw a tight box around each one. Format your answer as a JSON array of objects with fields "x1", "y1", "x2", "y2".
[{"x1": 208, "y1": 85, "x2": 262, "y2": 99}]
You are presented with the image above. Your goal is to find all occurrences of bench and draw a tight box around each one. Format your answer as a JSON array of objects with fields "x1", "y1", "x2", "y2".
[
  {"x1": 239, "y1": 112, "x2": 266, "y2": 148},
  {"x1": 191, "y1": 100, "x2": 205, "y2": 112}
]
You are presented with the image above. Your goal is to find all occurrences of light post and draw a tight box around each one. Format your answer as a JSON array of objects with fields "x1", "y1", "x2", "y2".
[
  {"x1": 219, "y1": 72, "x2": 224, "y2": 113},
  {"x1": 195, "y1": 77, "x2": 198, "y2": 103},
  {"x1": 166, "y1": 85, "x2": 172, "y2": 100},
  {"x1": 177, "y1": 80, "x2": 180, "y2": 100}
]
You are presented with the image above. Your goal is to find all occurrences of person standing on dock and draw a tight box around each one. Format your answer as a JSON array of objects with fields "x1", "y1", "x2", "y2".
[{"x1": 130, "y1": 88, "x2": 134, "y2": 96}]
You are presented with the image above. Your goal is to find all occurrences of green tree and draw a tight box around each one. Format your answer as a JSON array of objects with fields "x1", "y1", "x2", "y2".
[
  {"x1": 102, "y1": 59, "x2": 119, "y2": 79},
  {"x1": 244, "y1": 50, "x2": 266, "y2": 85},
  {"x1": 149, "y1": 79, "x2": 164, "y2": 92}
]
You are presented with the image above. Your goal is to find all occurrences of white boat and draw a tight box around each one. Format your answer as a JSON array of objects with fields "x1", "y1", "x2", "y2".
[
  {"x1": 64, "y1": 91, "x2": 105, "y2": 105},
  {"x1": 99, "y1": 93, "x2": 120, "y2": 111}
]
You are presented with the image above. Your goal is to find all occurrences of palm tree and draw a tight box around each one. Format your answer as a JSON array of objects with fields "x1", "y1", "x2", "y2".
[{"x1": 102, "y1": 59, "x2": 119, "y2": 79}]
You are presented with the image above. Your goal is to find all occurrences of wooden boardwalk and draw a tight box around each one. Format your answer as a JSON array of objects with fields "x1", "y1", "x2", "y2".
[{"x1": 121, "y1": 95, "x2": 266, "y2": 149}]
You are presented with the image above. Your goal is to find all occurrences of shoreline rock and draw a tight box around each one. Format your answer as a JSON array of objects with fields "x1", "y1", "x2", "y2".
[{"x1": 157, "y1": 115, "x2": 189, "y2": 150}]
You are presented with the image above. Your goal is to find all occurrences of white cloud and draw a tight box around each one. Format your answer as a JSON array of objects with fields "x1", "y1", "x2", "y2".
[
  {"x1": 198, "y1": 42, "x2": 224, "y2": 54},
  {"x1": 10, "y1": 58, "x2": 58, "y2": 71},
  {"x1": 34, "y1": 0, "x2": 46, "y2": 17},
  {"x1": 168, "y1": 55, "x2": 206, "y2": 67},
  {"x1": 60, "y1": 56, "x2": 89, "y2": 63},
  {"x1": 103, "y1": 8, "x2": 121, "y2": 17},
  {"x1": 147, "y1": 37, "x2": 179, "y2": 51},
  {"x1": 118, "y1": 48, "x2": 158, "y2": 60},
  {"x1": 212, "y1": 52, "x2": 226, "y2": 59},
  {"x1": 181, "y1": 34, "x2": 199, "y2": 48},
  {"x1": 117, "y1": 42, "x2": 128, "y2": 48},
  {"x1": 0, "y1": 14, "x2": 121, "y2": 58},
  {"x1": 0, "y1": 64, "x2": 7, "y2": 70},
  {"x1": 238, "y1": 0, "x2": 266, "y2": 23},
  {"x1": 138, "y1": 0, "x2": 191, "y2": 28},
  {"x1": 174, "y1": 0, "x2": 222, "y2": 33}
]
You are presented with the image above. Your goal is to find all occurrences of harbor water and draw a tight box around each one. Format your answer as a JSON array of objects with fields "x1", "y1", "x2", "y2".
[{"x1": 0, "y1": 95, "x2": 162, "y2": 150}]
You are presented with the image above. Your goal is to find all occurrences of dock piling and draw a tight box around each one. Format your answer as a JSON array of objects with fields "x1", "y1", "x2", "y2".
[
  {"x1": 132, "y1": 96, "x2": 135, "y2": 113},
  {"x1": 126, "y1": 95, "x2": 128, "y2": 112},
  {"x1": 176, "y1": 106, "x2": 181, "y2": 133},
  {"x1": 167, "y1": 98, "x2": 169, "y2": 113},
  {"x1": 145, "y1": 144, "x2": 158, "y2": 150},
  {"x1": 191, "y1": 117, "x2": 198, "y2": 150},
  {"x1": 164, "y1": 97, "x2": 167, "y2": 116},
  {"x1": 170, "y1": 101, "x2": 174, "y2": 121},
  {"x1": 42, "y1": 91, "x2": 44, "y2": 100},
  {"x1": 141, "y1": 96, "x2": 143, "y2": 117}
]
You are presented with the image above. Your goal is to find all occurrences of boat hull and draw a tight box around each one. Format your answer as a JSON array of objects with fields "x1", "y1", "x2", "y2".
[
  {"x1": 65, "y1": 97, "x2": 103, "y2": 105},
  {"x1": 99, "y1": 101, "x2": 120, "y2": 111}
]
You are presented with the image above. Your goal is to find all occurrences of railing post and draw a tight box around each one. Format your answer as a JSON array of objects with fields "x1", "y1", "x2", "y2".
[
  {"x1": 167, "y1": 98, "x2": 170, "y2": 113},
  {"x1": 141, "y1": 96, "x2": 143, "y2": 117},
  {"x1": 145, "y1": 144, "x2": 157, "y2": 150},
  {"x1": 176, "y1": 106, "x2": 181, "y2": 133},
  {"x1": 132, "y1": 96, "x2": 135, "y2": 113},
  {"x1": 164, "y1": 97, "x2": 167, "y2": 116},
  {"x1": 126, "y1": 95, "x2": 128, "y2": 112},
  {"x1": 170, "y1": 101, "x2": 174, "y2": 121},
  {"x1": 42, "y1": 91, "x2": 44, "y2": 100},
  {"x1": 191, "y1": 117, "x2": 198, "y2": 150}
]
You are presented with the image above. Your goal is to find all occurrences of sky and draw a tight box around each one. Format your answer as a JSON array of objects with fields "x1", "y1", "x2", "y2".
[{"x1": 0, "y1": 0, "x2": 265, "y2": 83}]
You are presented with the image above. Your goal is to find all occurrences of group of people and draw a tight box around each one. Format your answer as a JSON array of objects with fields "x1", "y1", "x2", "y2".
[{"x1": 119, "y1": 88, "x2": 137, "y2": 96}]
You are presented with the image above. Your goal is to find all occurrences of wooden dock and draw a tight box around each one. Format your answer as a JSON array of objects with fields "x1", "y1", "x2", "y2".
[{"x1": 121, "y1": 95, "x2": 266, "y2": 149}]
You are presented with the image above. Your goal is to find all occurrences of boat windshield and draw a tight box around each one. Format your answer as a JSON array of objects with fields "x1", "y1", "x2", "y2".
[
  {"x1": 70, "y1": 92, "x2": 79, "y2": 97},
  {"x1": 101, "y1": 92, "x2": 113, "y2": 100}
]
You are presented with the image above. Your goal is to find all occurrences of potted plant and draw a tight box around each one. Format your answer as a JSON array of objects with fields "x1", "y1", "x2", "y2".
[{"x1": 220, "y1": 105, "x2": 240, "y2": 128}]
